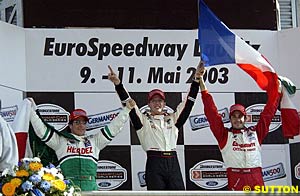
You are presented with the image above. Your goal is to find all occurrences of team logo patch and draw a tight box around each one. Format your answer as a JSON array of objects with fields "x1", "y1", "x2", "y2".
[
  {"x1": 96, "y1": 160, "x2": 127, "y2": 190},
  {"x1": 189, "y1": 108, "x2": 230, "y2": 131},
  {"x1": 37, "y1": 104, "x2": 69, "y2": 131},
  {"x1": 189, "y1": 160, "x2": 227, "y2": 189},
  {"x1": 0, "y1": 105, "x2": 18, "y2": 122}
]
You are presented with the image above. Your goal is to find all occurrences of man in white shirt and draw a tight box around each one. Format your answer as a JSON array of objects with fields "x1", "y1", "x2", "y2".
[
  {"x1": 198, "y1": 64, "x2": 281, "y2": 190},
  {"x1": 108, "y1": 63, "x2": 204, "y2": 190}
]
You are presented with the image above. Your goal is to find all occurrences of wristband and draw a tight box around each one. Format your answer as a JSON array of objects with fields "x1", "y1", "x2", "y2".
[{"x1": 194, "y1": 77, "x2": 201, "y2": 82}]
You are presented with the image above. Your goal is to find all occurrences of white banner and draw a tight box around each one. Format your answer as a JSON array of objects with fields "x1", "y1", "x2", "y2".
[{"x1": 25, "y1": 29, "x2": 279, "y2": 92}]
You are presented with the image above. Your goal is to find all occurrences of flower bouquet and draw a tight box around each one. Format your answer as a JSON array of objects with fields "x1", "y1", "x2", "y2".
[{"x1": 0, "y1": 157, "x2": 81, "y2": 196}]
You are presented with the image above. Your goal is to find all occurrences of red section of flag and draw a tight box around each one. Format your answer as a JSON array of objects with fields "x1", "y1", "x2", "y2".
[
  {"x1": 15, "y1": 132, "x2": 28, "y2": 160},
  {"x1": 281, "y1": 109, "x2": 300, "y2": 138}
]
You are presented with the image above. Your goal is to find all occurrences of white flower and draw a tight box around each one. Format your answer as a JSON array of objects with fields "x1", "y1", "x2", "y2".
[
  {"x1": 1, "y1": 168, "x2": 9, "y2": 176},
  {"x1": 50, "y1": 167, "x2": 58, "y2": 175},
  {"x1": 41, "y1": 167, "x2": 51, "y2": 174},
  {"x1": 64, "y1": 192, "x2": 72, "y2": 196},
  {"x1": 37, "y1": 169, "x2": 44, "y2": 177},
  {"x1": 63, "y1": 186, "x2": 74, "y2": 196},
  {"x1": 49, "y1": 167, "x2": 59, "y2": 175},
  {"x1": 32, "y1": 157, "x2": 41, "y2": 162},
  {"x1": 56, "y1": 173, "x2": 64, "y2": 180},
  {"x1": 22, "y1": 158, "x2": 31, "y2": 162},
  {"x1": 1, "y1": 167, "x2": 15, "y2": 176}
]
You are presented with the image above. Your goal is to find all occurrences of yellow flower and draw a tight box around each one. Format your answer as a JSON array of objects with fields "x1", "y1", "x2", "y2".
[
  {"x1": 16, "y1": 169, "x2": 29, "y2": 177},
  {"x1": 29, "y1": 162, "x2": 43, "y2": 171},
  {"x1": 10, "y1": 178, "x2": 22, "y2": 187},
  {"x1": 52, "y1": 179, "x2": 66, "y2": 191},
  {"x1": 42, "y1": 173, "x2": 55, "y2": 181},
  {"x1": 2, "y1": 182, "x2": 16, "y2": 196}
]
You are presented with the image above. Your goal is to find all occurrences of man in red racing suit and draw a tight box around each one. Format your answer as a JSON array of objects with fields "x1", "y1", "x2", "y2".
[{"x1": 198, "y1": 64, "x2": 281, "y2": 190}]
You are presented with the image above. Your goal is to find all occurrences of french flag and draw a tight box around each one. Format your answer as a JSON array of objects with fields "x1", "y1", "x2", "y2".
[{"x1": 198, "y1": 0, "x2": 299, "y2": 138}]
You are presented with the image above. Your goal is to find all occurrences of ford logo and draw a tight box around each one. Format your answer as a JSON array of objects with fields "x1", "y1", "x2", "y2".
[
  {"x1": 206, "y1": 181, "x2": 218, "y2": 186},
  {"x1": 98, "y1": 182, "x2": 111, "y2": 187}
]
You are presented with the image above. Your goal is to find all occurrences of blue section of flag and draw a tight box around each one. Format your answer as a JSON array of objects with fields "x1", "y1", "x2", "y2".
[{"x1": 198, "y1": 0, "x2": 236, "y2": 66}]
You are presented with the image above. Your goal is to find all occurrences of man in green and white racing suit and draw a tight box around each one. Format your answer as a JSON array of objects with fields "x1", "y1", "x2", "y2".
[{"x1": 28, "y1": 98, "x2": 136, "y2": 191}]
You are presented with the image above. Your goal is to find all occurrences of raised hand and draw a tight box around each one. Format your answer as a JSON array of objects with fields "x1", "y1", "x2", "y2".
[
  {"x1": 125, "y1": 98, "x2": 136, "y2": 110},
  {"x1": 27, "y1": 97, "x2": 37, "y2": 110},
  {"x1": 108, "y1": 65, "x2": 121, "y2": 85},
  {"x1": 27, "y1": 97, "x2": 36, "y2": 105},
  {"x1": 195, "y1": 61, "x2": 206, "y2": 78}
]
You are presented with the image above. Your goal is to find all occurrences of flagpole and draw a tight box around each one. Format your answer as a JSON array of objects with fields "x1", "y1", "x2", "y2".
[{"x1": 197, "y1": 0, "x2": 202, "y2": 62}]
